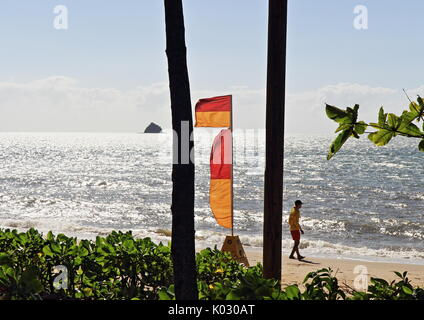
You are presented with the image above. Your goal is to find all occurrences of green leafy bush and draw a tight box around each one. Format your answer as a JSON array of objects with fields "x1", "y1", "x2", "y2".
[
  {"x1": 0, "y1": 228, "x2": 173, "y2": 300},
  {"x1": 301, "y1": 268, "x2": 346, "y2": 300},
  {"x1": 350, "y1": 271, "x2": 424, "y2": 300},
  {"x1": 1, "y1": 228, "x2": 424, "y2": 300},
  {"x1": 196, "y1": 247, "x2": 262, "y2": 285}
]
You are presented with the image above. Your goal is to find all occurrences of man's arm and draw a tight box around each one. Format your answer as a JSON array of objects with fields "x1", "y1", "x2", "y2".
[{"x1": 298, "y1": 212, "x2": 304, "y2": 234}]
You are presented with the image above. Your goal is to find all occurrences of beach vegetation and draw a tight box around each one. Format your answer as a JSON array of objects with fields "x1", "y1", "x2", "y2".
[
  {"x1": 1, "y1": 228, "x2": 423, "y2": 300},
  {"x1": 325, "y1": 96, "x2": 424, "y2": 160}
]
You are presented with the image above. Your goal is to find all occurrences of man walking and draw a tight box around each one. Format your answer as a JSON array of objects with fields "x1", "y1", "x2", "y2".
[{"x1": 288, "y1": 200, "x2": 305, "y2": 260}]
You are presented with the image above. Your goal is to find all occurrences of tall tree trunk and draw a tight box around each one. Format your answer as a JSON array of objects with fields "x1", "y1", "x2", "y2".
[
  {"x1": 263, "y1": 0, "x2": 288, "y2": 280},
  {"x1": 164, "y1": 0, "x2": 198, "y2": 299}
]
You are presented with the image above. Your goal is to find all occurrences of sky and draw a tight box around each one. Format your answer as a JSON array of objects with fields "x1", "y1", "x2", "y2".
[{"x1": 0, "y1": 0, "x2": 424, "y2": 133}]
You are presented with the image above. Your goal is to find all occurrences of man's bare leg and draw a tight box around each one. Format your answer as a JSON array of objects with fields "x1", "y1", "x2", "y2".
[
  {"x1": 296, "y1": 242, "x2": 305, "y2": 260},
  {"x1": 290, "y1": 240, "x2": 305, "y2": 260},
  {"x1": 289, "y1": 240, "x2": 299, "y2": 259}
]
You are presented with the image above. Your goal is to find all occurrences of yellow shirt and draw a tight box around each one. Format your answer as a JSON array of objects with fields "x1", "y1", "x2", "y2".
[{"x1": 288, "y1": 207, "x2": 301, "y2": 231}]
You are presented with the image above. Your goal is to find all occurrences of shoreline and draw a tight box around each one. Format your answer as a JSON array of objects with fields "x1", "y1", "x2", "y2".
[
  {"x1": 244, "y1": 250, "x2": 424, "y2": 288},
  {"x1": 3, "y1": 225, "x2": 424, "y2": 288},
  {"x1": 241, "y1": 245, "x2": 424, "y2": 266}
]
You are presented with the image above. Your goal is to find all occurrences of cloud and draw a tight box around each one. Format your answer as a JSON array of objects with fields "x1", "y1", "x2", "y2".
[
  {"x1": 0, "y1": 77, "x2": 422, "y2": 133},
  {"x1": 0, "y1": 77, "x2": 171, "y2": 132},
  {"x1": 286, "y1": 83, "x2": 422, "y2": 134}
]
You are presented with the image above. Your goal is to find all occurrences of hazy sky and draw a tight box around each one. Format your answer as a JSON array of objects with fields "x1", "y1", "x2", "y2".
[{"x1": 1, "y1": 0, "x2": 424, "y2": 133}]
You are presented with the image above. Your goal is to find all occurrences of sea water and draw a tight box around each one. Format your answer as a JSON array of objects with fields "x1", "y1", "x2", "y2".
[{"x1": 1, "y1": 131, "x2": 423, "y2": 265}]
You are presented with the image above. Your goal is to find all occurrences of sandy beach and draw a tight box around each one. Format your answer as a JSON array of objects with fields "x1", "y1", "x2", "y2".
[{"x1": 245, "y1": 250, "x2": 424, "y2": 289}]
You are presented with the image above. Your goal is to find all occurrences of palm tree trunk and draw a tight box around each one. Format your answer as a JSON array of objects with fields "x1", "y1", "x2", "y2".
[
  {"x1": 263, "y1": 0, "x2": 288, "y2": 280},
  {"x1": 164, "y1": 0, "x2": 198, "y2": 299}
]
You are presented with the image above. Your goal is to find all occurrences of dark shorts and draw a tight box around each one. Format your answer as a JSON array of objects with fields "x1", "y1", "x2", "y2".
[{"x1": 291, "y1": 230, "x2": 301, "y2": 241}]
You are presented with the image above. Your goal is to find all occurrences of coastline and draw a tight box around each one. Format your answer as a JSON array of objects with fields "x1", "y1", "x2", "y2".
[
  {"x1": 245, "y1": 250, "x2": 424, "y2": 289},
  {"x1": 3, "y1": 224, "x2": 424, "y2": 289}
]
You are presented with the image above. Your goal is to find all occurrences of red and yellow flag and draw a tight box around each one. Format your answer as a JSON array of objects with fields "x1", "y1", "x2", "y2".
[
  {"x1": 195, "y1": 95, "x2": 232, "y2": 128},
  {"x1": 210, "y1": 129, "x2": 233, "y2": 229}
]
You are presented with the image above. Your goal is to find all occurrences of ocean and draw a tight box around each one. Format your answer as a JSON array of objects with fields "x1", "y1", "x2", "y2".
[{"x1": 1, "y1": 131, "x2": 423, "y2": 265}]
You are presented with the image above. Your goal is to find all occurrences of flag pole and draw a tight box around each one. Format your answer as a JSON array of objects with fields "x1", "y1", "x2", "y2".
[{"x1": 230, "y1": 95, "x2": 234, "y2": 237}]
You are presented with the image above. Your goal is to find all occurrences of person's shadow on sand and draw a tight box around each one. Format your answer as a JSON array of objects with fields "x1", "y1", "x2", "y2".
[
  {"x1": 291, "y1": 258, "x2": 320, "y2": 265},
  {"x1": 299, "y1": 259, "x2": 320, "y2": 265}
]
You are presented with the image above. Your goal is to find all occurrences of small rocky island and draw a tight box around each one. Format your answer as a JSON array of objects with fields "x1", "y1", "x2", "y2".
[{"x1": 144, "y1": 122, "x2": 162, "y2": 133}]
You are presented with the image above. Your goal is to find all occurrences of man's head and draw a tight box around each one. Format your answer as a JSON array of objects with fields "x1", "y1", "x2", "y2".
[{"x1": 294, "y1": 200, "x2": 303, "y2": 208}]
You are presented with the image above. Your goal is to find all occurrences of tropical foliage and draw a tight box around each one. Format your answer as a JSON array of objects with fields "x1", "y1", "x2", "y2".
[
  {"x1": 0, "y1": 228, "x2": 172, "y2": 300},
  {"x1": 325, "y1": 97, "x2": 424, "y2": 160},
  {"x1": 1, "y1": 228, "x2": 423, "y2": 300}
]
